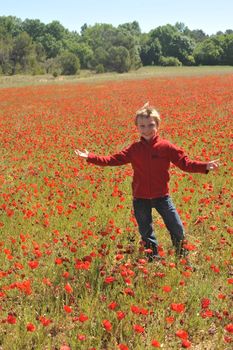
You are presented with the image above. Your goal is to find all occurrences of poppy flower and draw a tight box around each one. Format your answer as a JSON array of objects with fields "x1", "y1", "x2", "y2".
[
  {"x1": 118, "y1": 344, "x2": 129, "y2": 350},
  {"x1": 26, "y1": 323, "x2": 36, "y2": 332},
  {"x1": 102, "y1": 319, "x2": 112, "y2": 332},
  {"x1": 64, "y1": 283, "x2": 73, "y2": 293},
  {"x1": 170, "y1": 303, "x2": 185, "y2": 313},
  {"x1": 176, "y1": 329, "x2": 188, "y2": 340},
  {"x1": 225, "y1": 323, "x2": 233, "y2": 333},
  {"x1": 181, "y1": 339, "x2": 192, "y2": 348},
  {"x1": 151, "y1": 339, "x2": 161, "y2": 347},
  {"x1": 133, "y1": 324, "x2": 145, "y2": 333},
  {"x1": 117, "y1": 311, "x2": 126, "y2": 320},
  {"x1": 64, "y1": 305, "x2": 73, "y2": 313},
  {"x1": 7, "y1": 314, "x2": 17, "y2": 324}
]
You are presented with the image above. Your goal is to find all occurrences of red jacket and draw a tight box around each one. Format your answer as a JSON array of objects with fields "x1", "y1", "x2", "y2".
[{"x1": 87, "y1": 135, "x2": 208, "y2": 199}]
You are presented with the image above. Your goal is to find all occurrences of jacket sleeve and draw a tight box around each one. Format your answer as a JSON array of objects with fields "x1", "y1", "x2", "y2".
[
  {"x1": 169, "y1": 143, "x2": 208, "y2": 174},
  {"x1": 86, "y1": 145, "x2": 132, "y2": 167}
]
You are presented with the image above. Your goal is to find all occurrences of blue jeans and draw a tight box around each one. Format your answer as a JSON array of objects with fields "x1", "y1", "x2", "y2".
[{"x1": 133, "y1": 195, "x2": 185, "y2": 257}]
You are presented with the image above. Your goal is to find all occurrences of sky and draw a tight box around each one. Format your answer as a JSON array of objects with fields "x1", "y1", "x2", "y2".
[{"x1": 1, "y1": 0, "x2": 232, "y2": 35}]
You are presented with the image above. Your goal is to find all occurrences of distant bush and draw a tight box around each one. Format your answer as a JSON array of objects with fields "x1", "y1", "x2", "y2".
[
  {"x1": 58, "y1": 52, "x2": 80, "y2": 75},
  {"x1": 159, "y1": 56, "x2": 182, "y2": 66},
  {"x1": 183, "y1": 55, "x2": 196, "y2": 66},
  {"x1": 95, "y1": 64, "x2": 105, "y2": 74}
]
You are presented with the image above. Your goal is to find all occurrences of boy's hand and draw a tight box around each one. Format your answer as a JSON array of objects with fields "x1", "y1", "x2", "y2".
[
  {"x1": 206, "y1": 159, "x2": 220, "y2": 171},
  {"x1": 74, "y1": 149, "x2": 89, "y2": 158}
]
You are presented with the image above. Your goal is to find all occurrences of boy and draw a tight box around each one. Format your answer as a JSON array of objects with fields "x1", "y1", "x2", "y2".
[{"x1": 75, "y1": 103, "x2": 220, "y2": 261}]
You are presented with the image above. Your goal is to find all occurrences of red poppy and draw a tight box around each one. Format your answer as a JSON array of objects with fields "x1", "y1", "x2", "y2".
[
  {"x1": 26, "y1": 323, "x2": 36, "y2": 332},
  {"x1": 77, "y1": 334, "x2": 86, "y2": 341},
  {"x1": 170, "y1": 303, "x2": 185, "y2": 313},
  {"x1": 176, "y1": 329, "x2": 188, "y2": 340},
  {"x1": 181, "y1": 339, "x2": 192, "y2": 348},
  {"x1": 151, "y1": 339, "x2": 161, "y2": 347},
  {"x1": 64, "y1": 305, "x2": 72, "y2": 313},
  {"x1": 102, "y1": 319, "x2": 112, "y2": 332},
  {"x1": 64, "y1": 283, "x2": 73, "y2": 294},
  {"x1": 201, "y1": 298, "x2": 211, "y2": 309},
  {"x1": 118, "y1": 344, "x2": 129, "y2": 350},
  {"x1": 7, "y1": 314, "x2": 17, "y2": 324},
  {"x1": 133, "y1": 324, "x2": 145, "y2": 333},
  {"x1": 108, "y1": 301, "x2": 118, "y2": 310},
  {"x1": 28, "y1": 260, "x2": 39, "y2": 269},
  {"x1": 39, "y1": 316, "x2": 52, "y2": 326},
  {"x1": 117, "y1": 311, "x2": 126, "y2": 320},
  {"x1": 225, "y1": 323, "x2": 233, "y2": 333}
]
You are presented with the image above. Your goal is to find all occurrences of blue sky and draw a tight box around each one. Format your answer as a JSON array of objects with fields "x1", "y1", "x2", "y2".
[{"x1": 1, "y1": 0, "x2": 232, "y2": 35}]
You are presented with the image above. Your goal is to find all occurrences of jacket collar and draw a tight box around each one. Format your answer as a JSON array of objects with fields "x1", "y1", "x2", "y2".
[{"x1": 140, "y1": 134, "x2": 159, "y2": 145}]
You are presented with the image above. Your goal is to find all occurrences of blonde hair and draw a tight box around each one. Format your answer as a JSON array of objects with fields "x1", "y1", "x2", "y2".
[{"x1": 135, "y1": 102, "x2": 161, "y2": 127}]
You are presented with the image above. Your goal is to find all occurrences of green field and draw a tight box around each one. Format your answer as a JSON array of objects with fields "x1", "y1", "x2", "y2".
[{"x1": 0, "y1": 66, "x2": 232, "y2": 88}]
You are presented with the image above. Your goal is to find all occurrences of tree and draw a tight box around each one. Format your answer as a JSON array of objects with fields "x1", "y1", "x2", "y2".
[
  {"x1": 107, "y1": 46, "x2": 131, "y2": 73},
  {"x1": 218, "y1": 34, "x2": 233, "y2": 65},
  {"x1": 11, "y1": 32, "x2": 35, "y2": 73},
  {"x1": 118, "y1": 21, "x2": 141, "y2": 37},
  {"x1": 73, "y1": 43, "x2": 94, "y2": 68},
  {"x1": 81, "y1": 23, "x2": 140, "y2": 71},
  {"x1": 169, "y1": 33, "x2": 195, "y2": 64},
  {"x1": 140, "y1": 38, "x2": 162, "y2": 65},
  {"x1": 58, "y1": 51, "x2": 80, "y2": 75},
  {"x1": 22, "y1": 19, "x2": 45, "y2": 41},
  {"x1": 194, "y1": 37, "x2": 224, "y2": 65},
  {"x1": 38, "y1": 33, "x2": 63, "y2": 58},
  {"x1": 90, "y1": 47, "x2": 108, "y2": 69},
  {"x1": 0, "y1": 16, "x2": 22, "y2": 38},
  {"x1": 45, "y1": 20, "x2": 66, "y2": 41},
  {"x1": 188, "y1": 29, "x2": 208, "y2": 42},
  {"x1": 149, "y1": 24, "x2": 195, "y2": 65},
  {"x1": 149, "y1": 24, "x2": 178, "y2": 57},
  {"x1": 0, "y1": 36, "x2": 13, "y2": 74},
  {"x1": 175, "y1": 22, "x2": 189, "y2": 34}
]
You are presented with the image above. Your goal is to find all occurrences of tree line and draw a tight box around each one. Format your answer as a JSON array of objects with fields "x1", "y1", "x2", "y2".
[{"x1": 0, "y1": 16, "x2": 232, "y2": 76}]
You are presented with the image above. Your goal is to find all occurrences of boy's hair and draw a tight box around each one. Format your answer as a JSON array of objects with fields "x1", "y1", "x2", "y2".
[{"x1": 135, "y1": 102, "x2": 161, "y2": 127}]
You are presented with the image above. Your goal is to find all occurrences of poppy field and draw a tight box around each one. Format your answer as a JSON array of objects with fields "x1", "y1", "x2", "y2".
[{"x1": 0, "y1": 73, "x2": 233, "y2": 349}]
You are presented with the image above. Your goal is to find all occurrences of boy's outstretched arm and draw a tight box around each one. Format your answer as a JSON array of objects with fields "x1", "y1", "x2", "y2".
[
  {"x1": 74, "y1": 146, "x2": 132, "y2": 166},
  {"x1": 75, "y1": 149, "x2": 89, "y2": 158}
]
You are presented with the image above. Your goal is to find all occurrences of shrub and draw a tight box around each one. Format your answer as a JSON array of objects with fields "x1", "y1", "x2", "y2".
[
  {"x1": 159, "y1": 56, "x2": 182, "y2": 66},
  {"x1": 95, "y1": 64, "x2": 105, "y2": 74},
  {"x1": 58, "y1": 52, "x2": 80, "y2": 75}
]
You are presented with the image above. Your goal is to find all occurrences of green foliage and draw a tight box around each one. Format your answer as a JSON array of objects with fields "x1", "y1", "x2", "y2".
[
  {"x1": 37, "y1": 33, "x2": 63, "y2": 58},
  {"x1": 159, "y1": 56, "x2": 182, "y2": 66},
  {"x1": 0, "y1": 15, "x2": 232, "y2": 75},
  {"x1": 194, "y1": 37, "x2": 224, "y2": 65},
  {"x1": 107, "y1": 46, "x2": 131, "y2": 73},
  {"x1": 220, "y1": 34, "x2": 233, "y2": 65},
  {"x1": 150, "y1": 24, "x2": 178, "y2": 57},
  {"x1": 95, "y1": 63, "x2": 105, "y2": 73},
  {"x1": 58, "y1": 51, "x2": 80, "y2": 75},
  {"x1": 140, "y1": 38, "x2": 162, "y2": 65},
  {"x1": 45, "y1": 20, "x2": 67, "y2": 41},
  {"x1": 168, "y1": 33, "x2": 195, "y2": 64},
  {"x1": 0, "y1": 16, "x2": 22, "y2": 38},
  {"x1": 11, "y1": 32, "x2": 35, "y2": 74},
  {"x1": 21, "y1": 19, "x2": 46, "y2": 41},
  {"x1": 73, "y1": 43, "x2": 94, "y2": 68}
]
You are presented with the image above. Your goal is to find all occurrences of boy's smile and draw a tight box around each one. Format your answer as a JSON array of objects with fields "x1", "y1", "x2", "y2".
[{"x1": 136, "y1": 116, "x2": 158, "y2": 141}]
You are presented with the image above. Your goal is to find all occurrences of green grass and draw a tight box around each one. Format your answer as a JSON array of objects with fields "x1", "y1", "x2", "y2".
[{"x1": 0, "y1": 66, "x2": 232, "y2": 88}]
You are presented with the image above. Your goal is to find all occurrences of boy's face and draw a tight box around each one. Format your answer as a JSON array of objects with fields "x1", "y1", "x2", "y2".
[{"x1": 136, "y1": 116, "x2": 158, "y2": 141}]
